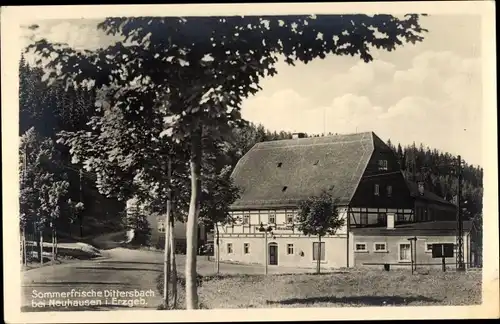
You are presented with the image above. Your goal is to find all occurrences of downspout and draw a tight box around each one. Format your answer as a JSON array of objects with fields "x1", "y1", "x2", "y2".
[{"x1": 346, "y1": 205, "x2": 350, "y2": 268}]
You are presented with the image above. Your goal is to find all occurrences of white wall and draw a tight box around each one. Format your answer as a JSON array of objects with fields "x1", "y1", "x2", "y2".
[{"x1": 217, "y1": 235, "x2": 348, "y2": 268}]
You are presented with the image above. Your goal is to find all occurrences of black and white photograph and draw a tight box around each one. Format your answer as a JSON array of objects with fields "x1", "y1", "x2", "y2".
[{"x1": 1, "y1": 2, "x2": 498, "y2": 323}]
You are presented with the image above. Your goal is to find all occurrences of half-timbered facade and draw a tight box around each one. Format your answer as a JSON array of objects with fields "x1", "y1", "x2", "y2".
[{"x1": 215, "y1": 132, "x2": 465, "y2": 269}]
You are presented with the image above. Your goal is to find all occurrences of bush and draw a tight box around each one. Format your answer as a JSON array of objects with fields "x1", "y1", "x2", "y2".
[{"x1": 126, "y1": 211, "x2": 152, "y2": 247}]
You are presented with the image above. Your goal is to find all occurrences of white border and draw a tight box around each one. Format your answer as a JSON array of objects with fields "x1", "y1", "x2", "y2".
[
  {"x1": 398, "y1": 242, "x2": 412, "y2": 263},
  {"x1": 354, "y1": 242, "x2": 368, "y2": 252},
  {"x1": 2, "y1": 1, "x2": 498, "y2": 322},
  {"x1": 373, "y1": 242, "x2": 388, "y2": 253}
]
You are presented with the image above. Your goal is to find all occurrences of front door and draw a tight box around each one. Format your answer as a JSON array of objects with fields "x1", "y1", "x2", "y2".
[{"x1": 268, "y1": 243, "x2": 278, "y2": 265}]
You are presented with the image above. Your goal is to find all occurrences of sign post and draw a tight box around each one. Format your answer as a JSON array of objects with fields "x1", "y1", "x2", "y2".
[
  {"x1": 258, "y1": 223, "x2": 274, "y2": 275},
  {"x1": 432, "y1": 243, "x2": 454, "y2": 272},
  {"x1": 407, "y1": 237, "x2": 417, "y2": 274}
]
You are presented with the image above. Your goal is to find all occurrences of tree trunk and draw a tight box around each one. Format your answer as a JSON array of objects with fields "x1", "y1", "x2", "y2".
[
  {"x1": 54, "y1": 228, "x2": 58, "y2": 261},
  {"x1": 164, "y1": 199, "x2": 172, "y2": 308},
  {"x1": 163, "y1": 204, "x2": 171, "y2": 309},
  {"x1": 215, "y1": 224, "x2": 220, "y2": 274},
  {"x1": 185, "y1": 129, "x2": 202, "y2": 310},
  {"x1": 51, "y1": 226, "x2": 55, "y2": 264},
  {"x1": 39, "y1": 231, "x2": 44, "y2": 265},
  {"x1": 317, "y1": 235, "x2": 321, "y2": 274},
  {"x1": 169, "y1": 208, "x2": 177, "y2": 308},
  {"x1": 21, "y1": 229, "x2": 25, "y2": 266}
]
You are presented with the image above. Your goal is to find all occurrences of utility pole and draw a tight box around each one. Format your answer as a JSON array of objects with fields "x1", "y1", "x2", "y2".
[
  {"x1": 264, "y1": 230, "x2": 268, "y2": 275},
  {"x1": 258, "y1": 223, "x2": 272, "y2": 275},
  {"x1": 215, "y1": 225, "x2": 220, "y2": 274},
  {"x1": 79, "y1": 169, "x2": 84, "y2": 237},
  {"x1": 22, "y1": 146, "x2": 28, "y2": 266},
  {"x1": 456, "y1": 155, "x2": 465, "y2": 271}
]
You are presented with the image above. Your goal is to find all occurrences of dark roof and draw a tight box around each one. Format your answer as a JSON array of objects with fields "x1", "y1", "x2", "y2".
[
  {"x1": 351, "y1": 221, "x2": 473, "y2": 236},
  {"x1": 406, "y1": 181, "x2": 456, "y2": 207},
  {"x1": 230, "y1": 132, "x2": 375, "y2": 210}
]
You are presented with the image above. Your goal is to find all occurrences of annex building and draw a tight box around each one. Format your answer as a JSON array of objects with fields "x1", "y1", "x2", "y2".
[{"x1": 215, "y1": 132, "x2": 478, "y2": 269}]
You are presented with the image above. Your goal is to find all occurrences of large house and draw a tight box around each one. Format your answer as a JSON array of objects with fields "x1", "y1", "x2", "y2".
[{"x1": 215, "y1": 132, "x2": 477, "y2": 269}]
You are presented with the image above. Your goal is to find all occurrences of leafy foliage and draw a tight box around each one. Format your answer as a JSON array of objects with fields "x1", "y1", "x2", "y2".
[
  {"x1": 126, "y1": 210, "x2": 152, "y2": 246},
  {"x1": 27, "y1": 14, "x2": 427, "y2": 148},
  {"x1": 297, "y1": 188, "x2": 345, "y2": 237},
  {"x1": 19, "y1": 55, "x2": 125, "y2": 238},
  {"x1": 26, "y1": 13, "x2": 426, "y2": 309},
  {"x1": 19, "y1": 127, "x2": 81, "y2": 233}
]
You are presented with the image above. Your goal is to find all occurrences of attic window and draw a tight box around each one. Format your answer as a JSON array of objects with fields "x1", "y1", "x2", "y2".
[
  {"x1": 282, "y1": 186, "x2": 288, "y2": 192},
  {"x1": 277, "y1": 162, "x2": 283, "y2": 168},
  {"x1": 378, "y1": 160, "x2": 388, "y2": 171},
  {"x1": 313, "y1": 160, "x2": 319, "y2": 165}
]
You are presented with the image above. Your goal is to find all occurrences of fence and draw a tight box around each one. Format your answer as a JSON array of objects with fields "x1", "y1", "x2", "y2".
[{"x1": 20, "y1": 229, "x2": 39, "y2": 265}]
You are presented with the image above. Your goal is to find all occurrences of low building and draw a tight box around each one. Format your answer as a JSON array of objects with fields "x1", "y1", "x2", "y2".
[
  {"x1": 350, "y1": 220, "x2": 473, "y2": 268},
  {"x1": 215, "y1": 132, "x2": 475, "y2": 269},
  {"x1": 126, "y1": 197, "x2": 206, "y2": 252}
]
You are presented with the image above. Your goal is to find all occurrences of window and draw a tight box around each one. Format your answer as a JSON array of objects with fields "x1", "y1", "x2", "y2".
[
  {"x1": 387, "y1": 185, "x2": 392, "y2": 197},
  {"x1": 277, "y1": 162, "x2": 282, "y2": 168},
  {"x1": 282, "y1": 186, "x2": 288, "y2": 192},
  {"x1": 287, "y1": 244, "x2": 294, "y2": 255},
  {"x1": 374, "y1": 243, "x2": 387, "y2": 252},
  {"x1": 268, "y1": 213, "x2": 276, "y2": 224},
  {"x1": 355, "y1": 243, "x2": 367, "y2": 252},
  {"x1": 374, "y1": 184, "x2": 380, "y2": 196},
  {"x1": 286, "y1": 213, "x2": 294, "y2": 225},
  {"x1": 243, "y1": 215, "x2": 250, "y2": 225},
  {"x1": 243, "y1": 243, "x2": 250, "y2": 254},
  {"x1": 397, "y1": 213, "x2": 405, "y2": 222},
  {"x1": 378, "y1": 160, "x2": 388, "y2": 171},
  {"x1": 399, "y1": 243, "x2": 411, "y2": 262},
  {"x1": 312, "y1": 242, "x2": 326, "y2": 261},
  {"x1": 360, "y1": 212, "x2": 368, "y2": 226},
  {"x1": 377, "y1": 213, "x2": 386, "y2": 225},
  {"x1": 227, "y1": 243, "x2": 233, "y2": 254},
  {"x1": 158, "y1": 221, "x2": 165, "y2": 233},
  {"x1": 426, "y1": 243, "x2": 456, "y2": 253}
]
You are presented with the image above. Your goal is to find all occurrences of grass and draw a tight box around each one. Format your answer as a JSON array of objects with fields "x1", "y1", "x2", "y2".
[{"x1": 156, "y1": 269, "x2": 482, "y2": 309}]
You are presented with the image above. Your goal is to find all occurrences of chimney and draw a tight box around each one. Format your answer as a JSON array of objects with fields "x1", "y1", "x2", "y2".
[
  {"x1": 387, "y1": 213, "x2": 395, "y2": 229},
  {"x1": 292, "y1": 132, "x2": 306, "y2": 139}
]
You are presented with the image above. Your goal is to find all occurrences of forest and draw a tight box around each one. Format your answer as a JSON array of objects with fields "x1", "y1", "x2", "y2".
[{"x1": 19, "y1": 56, "x2": 484, "y2": 241}]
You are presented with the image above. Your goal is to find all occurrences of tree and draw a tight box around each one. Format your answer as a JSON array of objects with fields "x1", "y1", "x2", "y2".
[
  {"x1": 56, "y1": 86, "x2": 239, "y2": 309},
  {"x1": 386, "y1": 138, "x2": 393, "y2": 151},
  {"x1": 297, "y1": 188, "x2": 345, "y2": 274},
  {"x1": 396, "y1": 143, "x2": 404, "y2": 170},
  {"x1": 19, "y1": 57, "x2": 123, "y2": 237},
  {"x1": 28, "y1": 14, "x2": 426, "y2": 308},
  {"x1": 19, "y1": 127, "x2": 82, "y2": 262},
  {"x1": 126, "y1": 209, "x2": 152, "y2": 246}
]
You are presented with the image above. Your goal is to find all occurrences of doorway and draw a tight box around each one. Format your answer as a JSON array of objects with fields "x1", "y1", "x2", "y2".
[{"x1": 268, "y1": 243, "x2": 278, "y2": 265}]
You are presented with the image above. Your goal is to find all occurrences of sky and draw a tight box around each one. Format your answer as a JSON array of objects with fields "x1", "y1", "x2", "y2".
[{"x1": 20, "y1": 14, "x2": 483, "y2": 166}]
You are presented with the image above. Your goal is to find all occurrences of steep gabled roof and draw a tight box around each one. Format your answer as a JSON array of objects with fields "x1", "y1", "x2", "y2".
[{"x1": 230, "y1": 132, "x2": 375, "y2": 210}]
